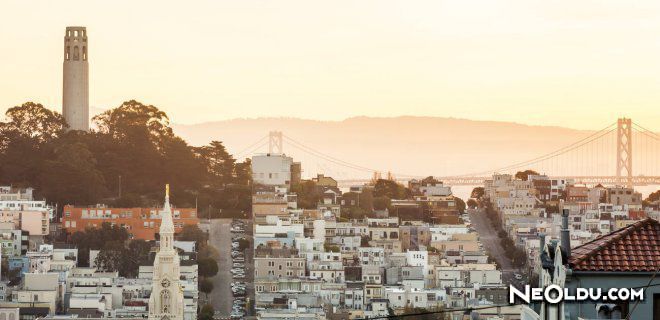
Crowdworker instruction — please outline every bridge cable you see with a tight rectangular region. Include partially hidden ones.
[457,123,617,177]
[233,135,268,159]
[283,135,423,178]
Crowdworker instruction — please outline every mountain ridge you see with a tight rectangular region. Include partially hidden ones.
[171,116,599,179]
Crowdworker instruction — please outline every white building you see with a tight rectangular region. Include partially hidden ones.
[252,154,299,186]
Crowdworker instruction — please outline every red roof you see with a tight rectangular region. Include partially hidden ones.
[568,218,660,272]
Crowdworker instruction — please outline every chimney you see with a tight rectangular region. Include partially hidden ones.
[561,209,571,259]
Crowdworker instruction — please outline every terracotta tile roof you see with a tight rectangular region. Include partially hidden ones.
[568,218,660,272]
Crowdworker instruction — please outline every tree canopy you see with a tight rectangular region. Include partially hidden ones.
[0,100,252,216]
[373,179,410,200]
[470,187,485,199]
[515,169,539,181]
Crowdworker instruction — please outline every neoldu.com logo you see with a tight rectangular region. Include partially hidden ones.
[509,285,645,304]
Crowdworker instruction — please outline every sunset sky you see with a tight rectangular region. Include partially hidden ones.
[2,0,660,129]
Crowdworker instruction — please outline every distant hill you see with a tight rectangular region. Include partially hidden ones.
[172,116,597,180]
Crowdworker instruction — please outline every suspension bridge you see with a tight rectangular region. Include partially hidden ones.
[234,118,660,187]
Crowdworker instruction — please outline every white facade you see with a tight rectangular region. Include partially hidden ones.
[358,247,385,266]
[419,184,452,196]
[252,154,295,186]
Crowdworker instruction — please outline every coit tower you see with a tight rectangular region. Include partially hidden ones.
[62,26,89,131]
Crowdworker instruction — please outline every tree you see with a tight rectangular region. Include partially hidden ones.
[393,307,440,320]
[291,180,320,209]
[177,225,209,250]
[93,99,173,142]
[95,241,128,274]
[198,304,214,320]
[199,278,214,298]
[91,100,176,197]
[195,141,236,187]
[0,99,254,218]
[237,238,250,251]
[470,187,485,199]
[373,196,391,211]
[233,158,252,186]
[0,102,68,186]
[420,176,441,186]
[373,179,409,200]
[453,196,466,214]
[515,170,539,181]
[0,102,68,143]
[467,199,478,209]
[161,136,207,192]
[646,190,660,202]
[324,243,340,252]
[644,190,660,207]
[95,238,153,277]
[198,258,219,278]
[70,223,131,267]
[39,142,107,205]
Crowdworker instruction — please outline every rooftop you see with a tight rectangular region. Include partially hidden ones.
[568,218,659,272]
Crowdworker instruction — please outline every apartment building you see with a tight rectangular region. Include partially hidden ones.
[61,205,198,240]
[254,248,306,280]
[0,187,52,236]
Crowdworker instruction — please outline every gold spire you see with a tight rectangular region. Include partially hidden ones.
[166,184,169,198]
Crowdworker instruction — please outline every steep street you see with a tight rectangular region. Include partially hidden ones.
[468,208,518,285]
[207,219,232,317]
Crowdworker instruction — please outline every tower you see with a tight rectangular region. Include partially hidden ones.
[149,185,184,320]
[62,26,90,131]
[269,131,283,154]
[616,118,633,188]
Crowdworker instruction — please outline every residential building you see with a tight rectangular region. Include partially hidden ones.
[61,205,199,240]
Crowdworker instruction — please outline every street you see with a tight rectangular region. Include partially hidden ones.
[207,219,233,317]
[468,208,522,286]
[202,218,255,319]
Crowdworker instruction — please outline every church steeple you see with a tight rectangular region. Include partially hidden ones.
[160,184,175,251]
[149,184,184,320]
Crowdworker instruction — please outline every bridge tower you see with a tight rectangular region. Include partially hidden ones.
[616,118,633,188]
[268,131,283,154]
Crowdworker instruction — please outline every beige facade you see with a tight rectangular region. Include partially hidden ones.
[254,256,306,279]
[430,239,479,253]
[253,194,289,224]
[0,210,49,236]
[399,225,431,251]
[62,26,89,131]
[607,187,642,206]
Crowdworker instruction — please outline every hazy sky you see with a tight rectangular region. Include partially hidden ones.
[2,0,660,129]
